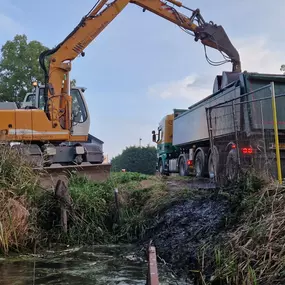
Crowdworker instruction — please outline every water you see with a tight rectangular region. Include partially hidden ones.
[0,244,188,285]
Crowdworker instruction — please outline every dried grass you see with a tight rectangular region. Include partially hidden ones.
[0,145,40,254]
[213,182,285,284]
[0,193,30,253]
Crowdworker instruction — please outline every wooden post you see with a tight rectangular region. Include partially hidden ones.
[114,188,120,222]
[55,179,72,234]
[146,245,159,285]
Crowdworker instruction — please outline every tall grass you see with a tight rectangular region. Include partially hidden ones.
[0,146,39,254]
[187,171,285,285]
[56,172,168,244]
[210,182,285,284]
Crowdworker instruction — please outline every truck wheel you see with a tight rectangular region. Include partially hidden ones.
[226,149,238,182]
[179,157,189,176]
[208,146,219,179]
[158,159,164,175]
[158,159,169,175]
[194,150,205,178]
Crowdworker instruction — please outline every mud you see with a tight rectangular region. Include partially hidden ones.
[141,177,230,282]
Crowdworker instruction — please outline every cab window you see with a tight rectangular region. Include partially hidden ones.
[71,89,87,123]
[38,88,87,123]
[26,94,35,104]
[38,88,45,110]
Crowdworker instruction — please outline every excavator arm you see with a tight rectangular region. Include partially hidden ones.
[39,0,241,131]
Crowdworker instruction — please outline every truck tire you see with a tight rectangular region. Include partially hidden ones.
[179,156,189,176]
[158,159,164,175]
[226,149,238,182]
[208,146,219,179]
[158,159,169,176]
[194,150,206,178]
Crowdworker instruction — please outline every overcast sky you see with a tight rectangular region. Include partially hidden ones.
[1,0,284,159]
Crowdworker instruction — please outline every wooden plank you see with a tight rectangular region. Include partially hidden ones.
[147,246,159,285]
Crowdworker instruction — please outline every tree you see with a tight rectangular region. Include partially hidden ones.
[0,34,78,102]
[0,34,48,102]
[281,64,285,74]
[111,145,157,175]
[70,79,77,87]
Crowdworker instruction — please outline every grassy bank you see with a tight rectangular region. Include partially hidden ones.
[0,147,190,254]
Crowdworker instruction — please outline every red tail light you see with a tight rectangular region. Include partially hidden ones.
[187,160,193,166]
[231,144,236,149]
[242,147,253,154]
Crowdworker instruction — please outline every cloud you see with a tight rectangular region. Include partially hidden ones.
[236,36,284,73]
[147,36,284,105]
[147,73,213,105]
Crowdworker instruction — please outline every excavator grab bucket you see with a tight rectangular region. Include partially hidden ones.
[195,23,241,72]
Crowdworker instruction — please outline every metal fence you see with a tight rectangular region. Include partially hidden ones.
[206,82,285,185]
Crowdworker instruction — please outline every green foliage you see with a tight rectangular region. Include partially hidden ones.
[0,34,48,102]
[281,64,285,74]
[110,171,149,183]
[70,79,76,87]
[111,145,157,175]
[42,172,155,245]
[0,34,77,102]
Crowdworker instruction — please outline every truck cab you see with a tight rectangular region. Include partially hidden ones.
[152,111,184,175]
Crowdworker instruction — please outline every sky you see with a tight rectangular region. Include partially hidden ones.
[0,0,284,159]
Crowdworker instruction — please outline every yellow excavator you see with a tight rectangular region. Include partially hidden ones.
[0,0,241,168]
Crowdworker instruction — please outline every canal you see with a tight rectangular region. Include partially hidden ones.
[0,244,189,284]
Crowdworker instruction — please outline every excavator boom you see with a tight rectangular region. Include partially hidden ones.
[40,0,241,132]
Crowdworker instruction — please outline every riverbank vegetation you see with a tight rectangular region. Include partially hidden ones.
[0,147,284,284]
[0,146,189,254]
[209,180,285,285]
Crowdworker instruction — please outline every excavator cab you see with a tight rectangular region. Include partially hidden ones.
[22,85,90,138]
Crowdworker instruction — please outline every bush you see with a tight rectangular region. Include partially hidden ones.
[111,145,157,175]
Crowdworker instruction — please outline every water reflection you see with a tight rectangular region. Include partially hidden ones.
[0,244,188,285]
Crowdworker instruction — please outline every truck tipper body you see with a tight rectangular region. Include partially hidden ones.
[152,71,285,181]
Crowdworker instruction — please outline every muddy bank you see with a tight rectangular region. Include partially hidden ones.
[140,179,227,278]
[138,176,264,283]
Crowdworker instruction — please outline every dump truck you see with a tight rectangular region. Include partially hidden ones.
[152,71,285,182]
